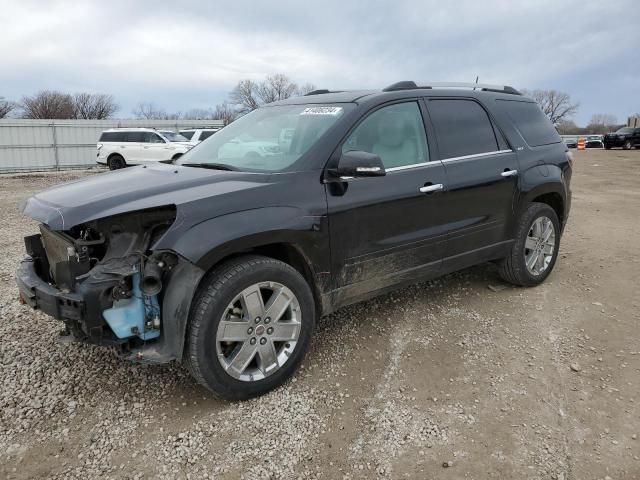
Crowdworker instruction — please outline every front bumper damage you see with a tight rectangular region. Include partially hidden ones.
[16,213,205,364]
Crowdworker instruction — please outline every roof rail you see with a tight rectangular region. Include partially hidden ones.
[383,81,522,95]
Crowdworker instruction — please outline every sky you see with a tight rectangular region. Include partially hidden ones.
[1,0,638,126]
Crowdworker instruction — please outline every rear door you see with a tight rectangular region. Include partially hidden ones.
[123,131,146,163]
[326,100,449,302]
[424,98,519,262]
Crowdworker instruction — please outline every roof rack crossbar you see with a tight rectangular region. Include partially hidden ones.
[383,81,521,95]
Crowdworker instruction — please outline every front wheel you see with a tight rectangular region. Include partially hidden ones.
[185,255,315,400]
[624,140,633,150]
[498,203,561,287]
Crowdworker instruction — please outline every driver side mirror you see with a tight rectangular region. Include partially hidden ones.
[331,150,386,178]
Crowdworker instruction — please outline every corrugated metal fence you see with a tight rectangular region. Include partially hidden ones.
[0,119,224,173]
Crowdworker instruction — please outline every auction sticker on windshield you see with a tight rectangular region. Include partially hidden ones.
[300,106,343,116]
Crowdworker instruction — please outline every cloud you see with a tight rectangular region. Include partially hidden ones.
[1,0,638,123]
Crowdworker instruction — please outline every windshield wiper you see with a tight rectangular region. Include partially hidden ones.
[181,162,237,171]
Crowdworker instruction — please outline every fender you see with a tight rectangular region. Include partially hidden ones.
[157,205,331,278]
[512,163,568,235]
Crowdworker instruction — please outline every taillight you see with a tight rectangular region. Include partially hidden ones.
[97,143,103,150]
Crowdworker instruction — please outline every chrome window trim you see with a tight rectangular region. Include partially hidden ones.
[386,161,433,172]
[441,149,512,163]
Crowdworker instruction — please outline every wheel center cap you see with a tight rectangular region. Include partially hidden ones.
[255,325,265,336]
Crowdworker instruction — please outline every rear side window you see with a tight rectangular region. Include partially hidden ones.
[180,131,195,140]
[126,132,145,142]
[199,131,216,141]
[498,100,561,147]
[427,99,499,159]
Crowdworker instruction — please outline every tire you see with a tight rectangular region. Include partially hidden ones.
[108,154,126,170]
[604,145,612,150]
[623,140,633,150]
[498,203,561,287]
[185,255,315,400]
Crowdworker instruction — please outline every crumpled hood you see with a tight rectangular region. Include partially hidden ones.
[21,163,268,230]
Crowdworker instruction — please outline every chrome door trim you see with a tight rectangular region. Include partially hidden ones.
[441,149,513,163]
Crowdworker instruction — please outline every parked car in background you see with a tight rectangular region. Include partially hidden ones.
[179,128,220,145]
[18,82,572,400]
[563,138,577,149]
[97,128,193,170]
[604,127,640,150]
[585,135,604,149]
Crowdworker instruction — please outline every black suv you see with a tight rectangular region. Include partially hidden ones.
[604,126,640,150]
[17,82,572,400]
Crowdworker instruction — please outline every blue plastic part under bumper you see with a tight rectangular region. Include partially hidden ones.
[102,273,160,341]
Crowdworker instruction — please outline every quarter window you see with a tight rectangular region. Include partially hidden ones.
[428,99,499,159]
[342,102,429,169]
[498,100,561,147]
[180,131,195,140]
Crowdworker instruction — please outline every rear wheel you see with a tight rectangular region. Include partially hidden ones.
[604,145,612,150]
[108,154,126,170]
[498,203,560,287]
[186,255,315,400]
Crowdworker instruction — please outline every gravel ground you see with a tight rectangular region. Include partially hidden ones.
[0,150,639,479]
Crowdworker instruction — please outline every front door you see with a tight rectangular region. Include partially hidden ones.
[326,101,448,305]
[141,132,169,161]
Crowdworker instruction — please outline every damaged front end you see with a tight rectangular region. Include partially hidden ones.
[16,206,188,360]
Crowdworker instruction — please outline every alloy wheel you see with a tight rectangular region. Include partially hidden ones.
[216,282,301,382]
[524,216,556,276]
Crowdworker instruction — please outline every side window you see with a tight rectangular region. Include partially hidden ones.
[143,133,165,143]
[99,132,117,142]
[199,131,216,141]
[342,102,429,169]
[180,131,195,140]
[428,99,499,159]
[125,132,145,143]
[498,100,561,147]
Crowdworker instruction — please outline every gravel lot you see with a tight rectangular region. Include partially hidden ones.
[1,150,639,479]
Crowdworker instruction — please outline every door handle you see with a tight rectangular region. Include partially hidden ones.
[501,169,518,177]
[419,183,444,193]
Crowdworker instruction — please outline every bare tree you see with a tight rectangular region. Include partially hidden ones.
[586,113,618,134]
[132,102,179,120]
[556,119,581,135]
[21,90,75,119]
[297,83,317,96]
[73,93,118,119]
[521,89,579,125]
[213,102,239,126]
[256,74,299,104]
[229,80,260,114]
[182,108,215,120]
[0,97,14,118]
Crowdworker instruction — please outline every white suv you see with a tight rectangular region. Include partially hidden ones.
[179,128,220,145]
[97,128,193,170]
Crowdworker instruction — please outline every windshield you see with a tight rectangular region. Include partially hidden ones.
[177,104,350,172]
[161,131,189,142]
[616,127,633,134]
